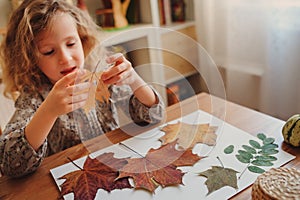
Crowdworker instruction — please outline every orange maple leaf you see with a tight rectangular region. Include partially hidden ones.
[160,122,218,150]
[58,153,132,200]
[117,141,201,193]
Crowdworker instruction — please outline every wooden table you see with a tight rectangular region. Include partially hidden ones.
[0,92,299,199]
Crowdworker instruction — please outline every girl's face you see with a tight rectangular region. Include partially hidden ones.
[36,12,84,84]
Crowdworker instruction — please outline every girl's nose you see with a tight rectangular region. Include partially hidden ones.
[58,48,71,65]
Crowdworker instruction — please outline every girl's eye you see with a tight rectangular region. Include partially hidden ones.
[67,42,76,47]
[43,50,54,56]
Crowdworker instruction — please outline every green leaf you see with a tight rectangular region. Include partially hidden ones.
[242,145,256,154]
[251,160,273,166]
[259,149,279,155]
[249,140,261,149]
[248,166,265,174]
[238,150,254,159]
[236,154,250,164]
[254,155,277,162]
[224,145,234,154]
[257,133,266,141]
[261,143,278,150]
[263,137,275,145]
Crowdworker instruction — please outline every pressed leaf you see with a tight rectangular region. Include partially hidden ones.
[254,155,277,162]
[117,141,202,193]
[249,140,261,149]
[78,71,110,114]
[238,150,253,160]
[160,122,218,149]
[251,160,273,166]
[224,145,234,154]
[59,153,132,200]
[236,154,250,164]
[242,145,256,154]
[248,166,265,174]
[263,137,275,145]
[259,149,279,155]
[199,166,238,195]
[257,133,267,141]
[261,143,278,150]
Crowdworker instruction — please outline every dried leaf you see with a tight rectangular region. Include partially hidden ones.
[77,71,110,114]
[160,122,218,149]
[59,153,132,200]
[199,166,239,195]
[117,141,202,193]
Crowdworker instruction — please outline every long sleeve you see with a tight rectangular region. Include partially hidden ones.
[0,92,48,178]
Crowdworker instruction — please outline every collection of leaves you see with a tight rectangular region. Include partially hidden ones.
[58,119,279,199]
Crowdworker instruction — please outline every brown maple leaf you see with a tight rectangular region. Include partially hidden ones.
[59,152,132,200]
[160,122,218,150]
[117,141,202,193]
[199,166,239,195]
[77,71,110,114]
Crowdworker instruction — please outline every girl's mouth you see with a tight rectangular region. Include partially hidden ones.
[61,66,77,76]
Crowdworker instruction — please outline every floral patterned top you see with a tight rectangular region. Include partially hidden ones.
[0,77,164,178]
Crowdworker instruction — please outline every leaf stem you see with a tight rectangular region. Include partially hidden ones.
[238,163,250,179]
[216,156,224,168]
[119,142,145,158]
[67,157,83,170]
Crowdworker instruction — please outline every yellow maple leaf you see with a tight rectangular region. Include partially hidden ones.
[160,122,218,150]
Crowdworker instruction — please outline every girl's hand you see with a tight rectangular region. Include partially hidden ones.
[101,53,158,107]
[101,53,142,89]
[43,69,90,117]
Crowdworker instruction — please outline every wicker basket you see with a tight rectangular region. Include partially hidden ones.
[252,167,300,200]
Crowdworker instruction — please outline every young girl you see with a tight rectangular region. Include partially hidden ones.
[0,0,164,178]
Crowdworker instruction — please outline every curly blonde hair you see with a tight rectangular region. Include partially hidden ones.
[0,0,99,99]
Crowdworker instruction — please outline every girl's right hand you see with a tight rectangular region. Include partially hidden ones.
[43,69,91,117]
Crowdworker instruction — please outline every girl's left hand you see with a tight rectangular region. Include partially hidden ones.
[101,53,139,86]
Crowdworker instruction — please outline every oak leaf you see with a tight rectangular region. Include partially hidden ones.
[117,141,202,193]
[59,152,132,200]
[199,166,239,195]
[160,122,218,150]
[78,71,110,114]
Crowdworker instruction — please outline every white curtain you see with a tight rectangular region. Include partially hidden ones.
[195,0,300,120]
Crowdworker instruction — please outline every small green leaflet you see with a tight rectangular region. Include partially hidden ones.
[224,145,234,154]
[199,166,238,195]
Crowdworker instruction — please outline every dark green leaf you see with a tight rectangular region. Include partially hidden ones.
[248,166,265,174]
[254,155,277,162]
[242,145,256,154]
[238,150,254,159]
[263,137,275,145]
[262,143,278,150]
[257,133,266,141]
[236,154,250,163]
[259,149,279,155]
[249,140,261,149]
[224,145,234,154]
[251,160,273,166]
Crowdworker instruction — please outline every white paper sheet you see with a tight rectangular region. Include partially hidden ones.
[50,110,295,200]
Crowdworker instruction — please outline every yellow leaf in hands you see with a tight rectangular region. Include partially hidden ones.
[78,71,110,114]
[160,122,218,150]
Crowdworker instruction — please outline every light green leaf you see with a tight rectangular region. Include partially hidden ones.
[259,149,279,155]
[248,166,265,174]
[238,150,254,159]
[236,154,250,163]
[257,133,266,141]
[249,140,261,149]
[242,145,256,154]
[262,143,278,150]
[263,137,275,145]
[254,155,277,162]
[251,160,273,166]
[224,145,234,154]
